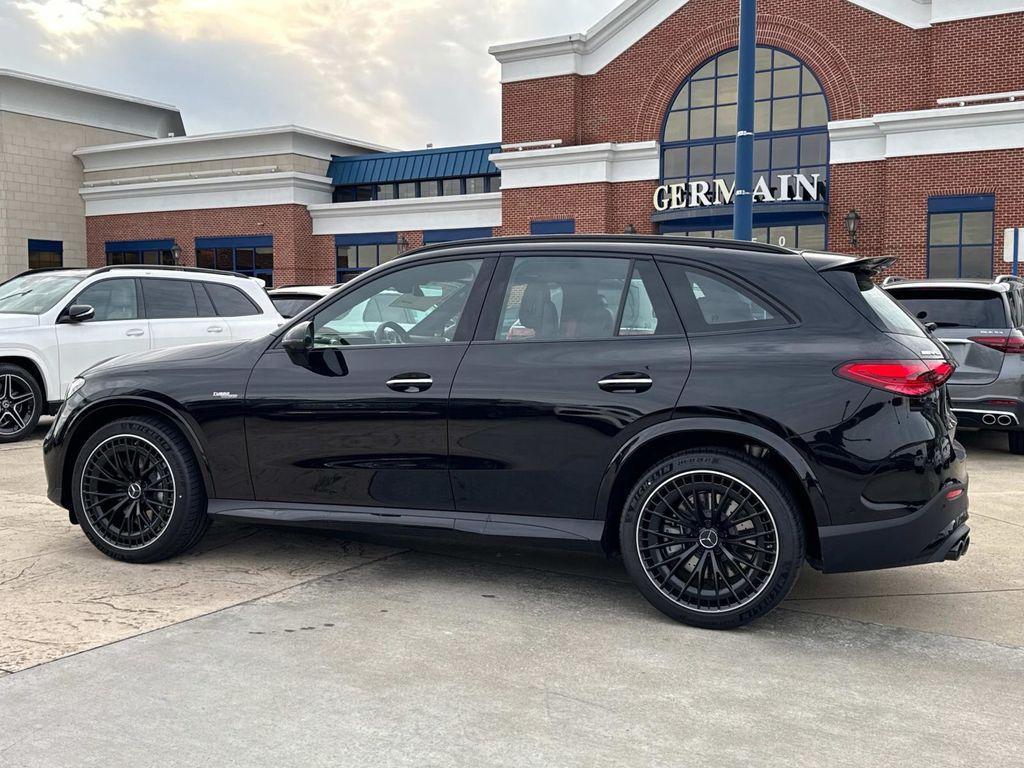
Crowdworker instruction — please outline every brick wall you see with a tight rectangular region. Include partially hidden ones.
[86,204,338,286]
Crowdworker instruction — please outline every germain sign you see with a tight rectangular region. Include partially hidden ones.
[653,173,824,212]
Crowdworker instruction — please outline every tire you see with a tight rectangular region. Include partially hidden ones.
[0,363,43,444]
[71,416,210,563]
[619,448,804,629]
[1009,431,1024,456]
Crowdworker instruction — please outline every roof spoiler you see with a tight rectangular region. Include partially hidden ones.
[818,255,897,276]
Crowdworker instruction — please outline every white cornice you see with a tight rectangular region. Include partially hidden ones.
[491,1,1024,82]
[829,101,1024,163]
[75,125,394,172]
[0,68,185,138]
[308,193,502,236]
[491,142,660,189]
[80,171,334,216]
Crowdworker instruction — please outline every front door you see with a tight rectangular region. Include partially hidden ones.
[245,257,489,509]
[55,278,150,393]
[449,254,691,519]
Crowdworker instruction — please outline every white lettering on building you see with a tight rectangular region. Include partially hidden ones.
[653,173,823,212]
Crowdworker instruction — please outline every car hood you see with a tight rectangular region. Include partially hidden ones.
[85,336,270,377]
[0,314,41,331]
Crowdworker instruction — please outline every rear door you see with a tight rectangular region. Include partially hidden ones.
[205,282,278,340]
[888,287,1009,385]
[142,278,227,348]
[448,253,690,519]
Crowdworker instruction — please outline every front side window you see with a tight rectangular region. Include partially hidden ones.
[0,273,83,314]
[495,257,680,341]
[313,259,482,347]
[74,279,139,322]
[660,263,785,333]
[928,196,995,279]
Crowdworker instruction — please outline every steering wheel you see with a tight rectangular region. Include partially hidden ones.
[374,321,411,345]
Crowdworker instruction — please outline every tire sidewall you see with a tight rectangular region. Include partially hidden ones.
[72,418,200,562]
[620,450,803,629]
[0,364,42,443]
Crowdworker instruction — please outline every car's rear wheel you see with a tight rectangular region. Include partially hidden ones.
[1009,431,1024,455]
[72,416,210,563]
[0,364,42,444]
[620,448,804,629]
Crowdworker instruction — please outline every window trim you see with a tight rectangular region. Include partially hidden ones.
[655,257,799,336]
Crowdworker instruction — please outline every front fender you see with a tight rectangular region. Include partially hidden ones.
[0,343,57,402]
[594,417,832,527]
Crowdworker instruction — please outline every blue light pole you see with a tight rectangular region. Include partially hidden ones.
[733,0,756,241]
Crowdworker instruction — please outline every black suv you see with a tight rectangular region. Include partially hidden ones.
[44,236,970,629]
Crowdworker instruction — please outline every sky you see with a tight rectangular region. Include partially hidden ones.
[0,0,623,149]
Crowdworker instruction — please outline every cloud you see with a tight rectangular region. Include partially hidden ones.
[3,0,620,147]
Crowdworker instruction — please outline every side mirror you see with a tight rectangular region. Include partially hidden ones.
[281,321,314,366]
[925,322,938,333]
[61,304,95,324]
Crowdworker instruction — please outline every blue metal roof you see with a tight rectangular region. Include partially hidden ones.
[328,142,501,186]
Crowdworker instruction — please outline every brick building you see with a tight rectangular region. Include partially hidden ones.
[10,0,1024,285]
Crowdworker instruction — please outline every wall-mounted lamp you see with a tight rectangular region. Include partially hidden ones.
[398,235,410,254]
[170,243,182,265]
[844,209,862,247]
[623,224,637,235]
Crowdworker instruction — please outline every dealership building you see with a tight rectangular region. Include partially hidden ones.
[2,0,1023,286]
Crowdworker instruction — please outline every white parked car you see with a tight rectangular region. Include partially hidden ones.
[0,265,282,442]
[267,284,338,318]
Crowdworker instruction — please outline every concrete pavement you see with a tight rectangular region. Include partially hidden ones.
[1,424,1022,766]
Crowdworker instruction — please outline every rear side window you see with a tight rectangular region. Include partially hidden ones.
[206,283,261,317]
[142,279,197,319]
[271,295,320,319]
[888,287,1007,329]
[659,263,784,333]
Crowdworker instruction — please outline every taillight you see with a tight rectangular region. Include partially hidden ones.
[968,331,1024,353]
[835,360,955,396]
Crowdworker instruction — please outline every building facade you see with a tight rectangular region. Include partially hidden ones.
[4,0,1023,286]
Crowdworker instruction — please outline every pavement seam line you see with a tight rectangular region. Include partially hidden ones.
[787,587,1024,601]
[0,547,412,678]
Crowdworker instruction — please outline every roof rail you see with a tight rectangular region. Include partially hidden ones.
[995,274,1024,284]
[881,276,907,287]
[91,263,260,282]
[409,233,796,257]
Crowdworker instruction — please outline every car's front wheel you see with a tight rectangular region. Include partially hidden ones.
[0,364,42,443]
[72,416,210,562]
[620,448,804,629]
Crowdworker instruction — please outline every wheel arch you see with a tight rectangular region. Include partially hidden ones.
[60,396,216,514]
[0,353,49,402]
[596,418,830,565]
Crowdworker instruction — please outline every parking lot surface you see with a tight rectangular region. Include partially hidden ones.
[1,422,1022,766]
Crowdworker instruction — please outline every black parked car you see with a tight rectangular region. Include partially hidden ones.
[44,236,970,629]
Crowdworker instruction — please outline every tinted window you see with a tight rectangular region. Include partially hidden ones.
[313,260,481,347]
[272,295,321,319]
[193,283,217,317]
[207,284,260,317]
[142,279,197,319]
[75,279,139,322]
[660,263,782,332]
[888,288,1007,329]
[496,257,629,341]
[619,261,681,336]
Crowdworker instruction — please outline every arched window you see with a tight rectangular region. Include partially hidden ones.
[660,46,829,249]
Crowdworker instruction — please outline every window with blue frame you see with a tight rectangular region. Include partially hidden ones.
[660,46,829,249]
[422,228,493,244]
[336,234,400,282]
[195,236,274,286]
[530,219,576,235]
[928,196,995,279]
[28,239,63,270]
[106,239,176,266]
[334,175,499,203]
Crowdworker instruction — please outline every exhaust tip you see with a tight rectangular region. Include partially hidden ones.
[998,415,1014,427]
[982,414,997,425]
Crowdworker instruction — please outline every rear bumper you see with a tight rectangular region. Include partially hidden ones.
[817,483,970,574]
[951,395,1024,431]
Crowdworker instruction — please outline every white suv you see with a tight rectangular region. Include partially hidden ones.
[0,265,282,442]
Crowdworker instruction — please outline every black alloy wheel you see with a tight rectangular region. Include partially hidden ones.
[0,365,42,443]
[621,448,804,629]
[73,417,210,562]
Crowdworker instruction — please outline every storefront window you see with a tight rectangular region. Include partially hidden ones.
[195,237,274,286]
[333,175,499,203]
[27,239,63,270]
[105,240,176,266]
[336,235,400,282]
[676,225,825,250]
[928,196,995,279]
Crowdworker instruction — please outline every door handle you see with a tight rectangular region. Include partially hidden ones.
[207,326,224,334]
[387,374,433,393]
[125,328,145,337]
[598,373,653,393]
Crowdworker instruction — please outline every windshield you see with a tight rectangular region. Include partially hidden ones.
[0,273,86,315]
[272,296,321,319]
[888,288,1008,329]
